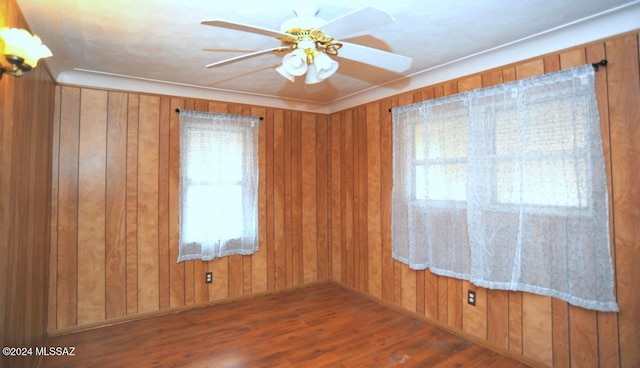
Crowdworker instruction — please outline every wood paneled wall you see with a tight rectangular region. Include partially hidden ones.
[327,32,640,368]
[0,0,56,367]
[48,90,329,331]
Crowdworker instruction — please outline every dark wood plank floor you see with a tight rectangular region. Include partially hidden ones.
[40,283,531,367]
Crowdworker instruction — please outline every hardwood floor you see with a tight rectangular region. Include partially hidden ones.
[40,283,531,367]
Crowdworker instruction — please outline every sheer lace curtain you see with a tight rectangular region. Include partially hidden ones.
[392,94,472,280]
[178,110,259,262]
[392,65,618,312]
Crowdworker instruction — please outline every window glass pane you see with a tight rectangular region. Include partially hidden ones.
[427,116,468,159]
[184,129,244,183]
[494,110,519,155]
[183,184,243,242]
[525,100,587,152]
[427,164,467,201]
[495,100,587,155]
[493,97,590,208]
[495,157,588,207]
[414,124,425,160]
[415,165,426,199]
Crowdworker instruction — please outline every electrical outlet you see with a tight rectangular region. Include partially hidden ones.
[467,290,476,306]
[205,272,213,284]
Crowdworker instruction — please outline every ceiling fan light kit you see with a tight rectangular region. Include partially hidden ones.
[202,2,412,85]
[278,33,341,84]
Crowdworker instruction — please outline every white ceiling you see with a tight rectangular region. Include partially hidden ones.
[16,0,640,113]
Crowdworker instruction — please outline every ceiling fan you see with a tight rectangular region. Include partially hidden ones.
[201,2,413,84]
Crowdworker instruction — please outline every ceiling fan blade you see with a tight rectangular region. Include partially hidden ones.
[337,42,412,73]
[206,47,290,68]
[201,20,290,38]
[321,6,395,39]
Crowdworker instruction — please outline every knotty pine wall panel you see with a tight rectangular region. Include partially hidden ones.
[329,32,640,368]
[48,88,329,332]
[1,0,56,366]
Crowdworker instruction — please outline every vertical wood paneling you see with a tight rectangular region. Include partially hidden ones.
[400,265,416,312]
[209,257,228,300]
[273,109,286,288]
[379,99,394,303]
[57,86,81,328]
[463,280,487,341]
[282,111,293,287]
[352,110,361,290]
[560,48,602,368]
[77,89,107,325]
[570,307,599,368]
[447,277,463,330]
[264,108,275,291]
[158,96,171,310]
[1,1,56,363]
[316,114,329,281]
[106,92,128,320]
[137,95,160,314]
[357,107,368,293]
[252,106,268,293]
[0,0,14,348]
[125,95,140,315]
[424,269,438,320]
[341,112,354,287]
[509,292,524,354]
[588,42,621,368]
[552,298,570,368]
[291,112,304,286]
[523,294,553,366]
[607,33,640,368]
[302,113,318,283]
[48,86,61,332]
[366,103,382,299]
[228,257,243,298]
[169,98,185,308]
[330,112,343,282]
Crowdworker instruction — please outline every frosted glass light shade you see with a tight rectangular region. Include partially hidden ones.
[313,52,338,80]
[282,49,308,76]
[276,64,295,82]
[0,28,52,69]
[305,64,321,84]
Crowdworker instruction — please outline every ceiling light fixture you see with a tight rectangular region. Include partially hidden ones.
[0,27,52,79]
[276,28,341,84]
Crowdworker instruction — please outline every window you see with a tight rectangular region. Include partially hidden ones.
[412,102,468,203]
[178,110,259,262]
[392,65,617,312]
[393,94,471,277]
[487,97,590,210]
